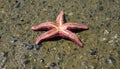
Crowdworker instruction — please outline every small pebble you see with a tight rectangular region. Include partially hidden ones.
[27,45,34,50]
[105,56,116,64]
[50,62,56,67]
[104,30,109,35]
[10,39,17,43]
[40,59,45,63]
[57,53,65,60]
[112,34,118,39]
[108,56,116,64]
[21,55,27,59]
[20,19,24,22]
[1,52,8,57]
[90,48,97,56]
[6,0,11,2]
[20,43,27,47]
[117,16,120,20]
[100,37,107,42]
[57,53,62,60]
[14,24,22,28]
[1,57,7,63]
[0,58,7,69]
[46,49,50,54]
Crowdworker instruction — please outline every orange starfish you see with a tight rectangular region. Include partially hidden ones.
[31,11,88,47]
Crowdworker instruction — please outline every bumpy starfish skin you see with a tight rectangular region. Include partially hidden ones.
[32,11,88,47]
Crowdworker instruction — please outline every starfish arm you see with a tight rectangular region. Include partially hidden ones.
[60,30,83,47]
[35,28,58,44]
[64,23,88,30]
[31,22,56,30]
[56,11,64,25]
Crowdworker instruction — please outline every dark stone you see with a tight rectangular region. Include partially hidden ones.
[106,22,111,27]
[15,0,18,3]
[57,60,62,65]
[15,2,21,8]
[73,48,78,50]
[98,6,104,11]
[20,19,24,22]
[48,6,53,9]
[100,22,104,26]
[23,60,30,64]
[35,44,41,50]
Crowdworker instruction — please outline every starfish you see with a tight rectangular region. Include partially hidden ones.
[31,11,88,47]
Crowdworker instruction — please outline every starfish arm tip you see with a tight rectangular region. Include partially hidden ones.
[35,41,40,45]
[79,44,83,48]
[84,26,89,29]
[60,11,64,13]
[82,24,89,29]
[76,42,83,48]
[31,26,36,30]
